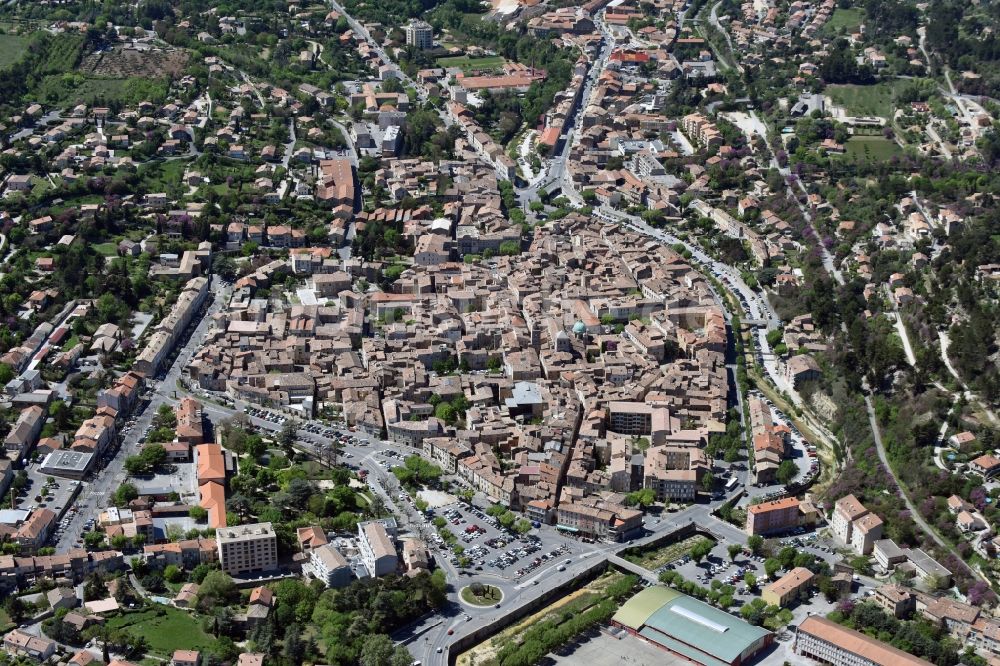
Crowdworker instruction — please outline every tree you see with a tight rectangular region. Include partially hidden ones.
[690,538,714,564]
[747,534,764,555]
[776,460,797,485]
[626,488,656,507]
[113,483,138,507]
[728,544,742,562]
[189,506,208,522]
[164,564,184,583]
[764,558,781,579]
[190,563,212,584]
[359,634,396,666]
[701,471,715,492]
[514,519,532,534]
[197,571,239,609]
[278,420,297,449]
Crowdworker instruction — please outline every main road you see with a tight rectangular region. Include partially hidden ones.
[56,278,233,553]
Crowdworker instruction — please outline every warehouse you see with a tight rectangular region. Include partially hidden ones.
[611,587,773,666]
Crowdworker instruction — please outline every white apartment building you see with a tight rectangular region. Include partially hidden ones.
[405,20,433,49]
[216,522,278,576]
[309,543,352,588]
[358,520,397,577]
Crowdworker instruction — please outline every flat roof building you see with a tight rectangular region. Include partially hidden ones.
[216,522,278,577]
[39,450,94,479]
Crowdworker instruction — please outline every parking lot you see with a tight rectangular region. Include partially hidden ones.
[425,500,573,583]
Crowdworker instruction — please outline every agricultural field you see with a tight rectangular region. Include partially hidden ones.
[826,81,907,119]
[79,45,189,79]
[844,135,904,160]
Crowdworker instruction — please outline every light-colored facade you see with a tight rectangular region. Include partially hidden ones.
[405,20,433,49]
[216,523,278,576]
[794,616,932,666]
[358,521,397,577]
[309,544,352,588]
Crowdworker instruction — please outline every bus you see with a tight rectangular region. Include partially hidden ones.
[725,477,739,492]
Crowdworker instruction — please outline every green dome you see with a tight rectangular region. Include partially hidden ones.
[572,321,586,334]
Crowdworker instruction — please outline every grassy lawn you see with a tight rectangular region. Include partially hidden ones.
[106,606,216,656]
[0,608,13,634]
[826,81,906,118]
[93,242,119,257]
[460,584,503,606]
[63,334,80,350]
[826,8,862,31]
[436,55,505,71]
[622,534,712,570]
[0,34,29,68]
[844,136,903,160]
[30,176,52,197]
[138,159,186,192]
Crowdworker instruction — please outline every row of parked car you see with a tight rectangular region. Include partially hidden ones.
[243,406,287,424]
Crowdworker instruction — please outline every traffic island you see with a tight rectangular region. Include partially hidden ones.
[460,583,503,607]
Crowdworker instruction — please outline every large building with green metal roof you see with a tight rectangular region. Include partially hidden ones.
[611,587,773,666]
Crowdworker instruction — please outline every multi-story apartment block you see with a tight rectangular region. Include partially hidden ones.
[832,495,883,555]
[746,497,816,536]
[216,523,278,576]
[358,521,397,577]
[794,616,932,666]
[309,544,352,588]
[405,20,433,49]
[642,445,706,501]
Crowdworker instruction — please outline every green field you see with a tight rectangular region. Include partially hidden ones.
[436,55,505,71]
[35,75,169,106]
[826,81,906,118]
[844,136,903,160]
[0,33,29,67]
[93,242,119,257]
[826,8,863,32]
[106,606,216,656]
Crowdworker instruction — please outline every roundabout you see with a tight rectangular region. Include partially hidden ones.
[459,583,504,607]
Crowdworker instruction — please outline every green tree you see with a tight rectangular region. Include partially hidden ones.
[690,538,714,564]
[747,534,764,555]
[626,488,656,507]
[764,558,781,579]
[776,460,797,485]
[728,544,742,561]
[113,483,138,507]
[197,571,239,610]
[359,634,395,666]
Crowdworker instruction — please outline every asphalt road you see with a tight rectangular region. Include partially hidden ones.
[55,279,232,553]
